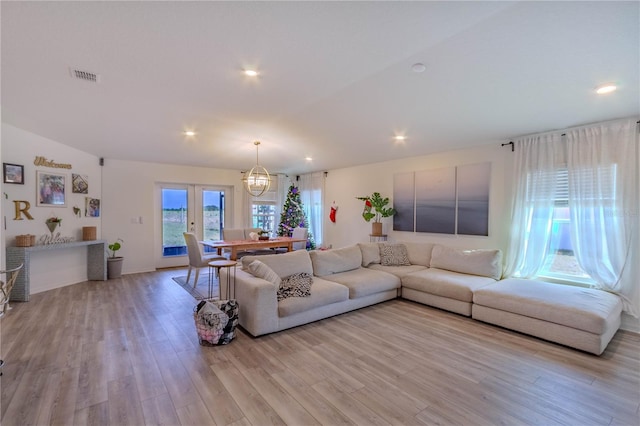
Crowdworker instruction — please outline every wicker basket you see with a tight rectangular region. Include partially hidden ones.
[15,234,35,247]
[82,226,97,241]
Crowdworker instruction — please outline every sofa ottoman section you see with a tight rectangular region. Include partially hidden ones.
[472,278,622,355]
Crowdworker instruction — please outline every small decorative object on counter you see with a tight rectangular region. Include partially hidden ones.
[15,234,35,247]
[82,226,97,241]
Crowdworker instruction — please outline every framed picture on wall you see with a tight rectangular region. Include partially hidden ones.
[36,171,66,207]
[3,163,24,184]
[72,173,89,193]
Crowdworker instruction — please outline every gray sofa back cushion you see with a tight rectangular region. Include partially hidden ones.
[358,242,381,267]
[402,242,434,267]
[242,250,314,278]
[310,244,363,276]
[430,244,503,280]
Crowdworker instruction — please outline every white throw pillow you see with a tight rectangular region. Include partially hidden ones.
[247,260,281,287]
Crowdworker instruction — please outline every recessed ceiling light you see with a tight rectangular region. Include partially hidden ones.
[595,83,617,94]
[393,135,406,141]
[243,69,259,77]
[305,156,313,161]
[411,63,426,73]
[184,130,196,136]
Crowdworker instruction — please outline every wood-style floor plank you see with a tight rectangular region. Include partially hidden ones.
[1,269,639,426]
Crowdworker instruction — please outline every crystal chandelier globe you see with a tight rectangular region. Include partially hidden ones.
[242,141,271,197]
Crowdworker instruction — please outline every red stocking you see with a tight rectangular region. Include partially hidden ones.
[329,202,338,223]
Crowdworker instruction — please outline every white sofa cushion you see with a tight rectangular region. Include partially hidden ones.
[242,250,314,278]
[358,242,381,267]
[402,268,496,302]
[322,268,400,299]
[403,242,434,267]
[310,245,362,276]
[277,277,349,317]
[368,263,428,279]
[247,260,281,287]
[429,244,503,280]
[473,278,622,335]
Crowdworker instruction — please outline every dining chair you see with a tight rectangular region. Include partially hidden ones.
[275,227,308,253]
[222,228,260,258]
[222,228,246,241]
[291,227,308,250]
[183,233,226,287]
[0,264,23,376]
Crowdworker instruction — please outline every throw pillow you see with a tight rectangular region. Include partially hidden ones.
[379,243,411,266]
[277,272,313,301]
[247,260,282,287]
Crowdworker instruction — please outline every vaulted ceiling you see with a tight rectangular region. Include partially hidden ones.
[2,1,638,174]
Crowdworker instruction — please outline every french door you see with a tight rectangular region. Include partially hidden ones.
[156,184,231,268]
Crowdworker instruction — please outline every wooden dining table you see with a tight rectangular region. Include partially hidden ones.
[201,236,308,261]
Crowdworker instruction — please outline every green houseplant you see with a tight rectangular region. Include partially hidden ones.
[356,192,396,236]
[107,238,124,279]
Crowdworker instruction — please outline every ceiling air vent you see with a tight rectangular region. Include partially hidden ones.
[69,67,101,83]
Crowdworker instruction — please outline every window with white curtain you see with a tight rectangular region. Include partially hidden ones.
[506,118,638,317]
[536,168,593,283]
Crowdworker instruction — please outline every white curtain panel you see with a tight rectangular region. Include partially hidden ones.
[566,119,639,316]
[274,174,290,230]
[297,172,325,247]
[504,133,563,278]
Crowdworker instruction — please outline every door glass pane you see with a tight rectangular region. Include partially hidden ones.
[202,190,223,241]
[162,188,188,256]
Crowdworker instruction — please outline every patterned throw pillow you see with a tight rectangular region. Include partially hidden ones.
[247,260,282,287]
[379,243,411,266]
[277,272,313,301]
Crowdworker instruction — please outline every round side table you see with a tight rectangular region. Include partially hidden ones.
[208,260,237,300]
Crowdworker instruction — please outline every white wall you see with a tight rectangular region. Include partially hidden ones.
[100,159,246,274]
[324,143,513,252]
[1,124,103,292]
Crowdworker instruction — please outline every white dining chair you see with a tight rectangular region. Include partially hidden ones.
[276,227,308,253]
[183,233,226,287]
[291,227,308,250]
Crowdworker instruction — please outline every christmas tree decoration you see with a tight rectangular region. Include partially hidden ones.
[277,184,315,249]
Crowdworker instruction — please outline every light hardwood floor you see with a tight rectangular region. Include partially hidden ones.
[1,269,639,426]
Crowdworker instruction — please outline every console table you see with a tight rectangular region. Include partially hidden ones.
[6,240,107,302]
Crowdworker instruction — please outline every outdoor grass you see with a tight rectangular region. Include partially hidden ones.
[163,210,221,246]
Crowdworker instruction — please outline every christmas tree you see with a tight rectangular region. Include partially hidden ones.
[277,184,315,249]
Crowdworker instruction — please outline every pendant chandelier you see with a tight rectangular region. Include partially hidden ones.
[242,141,271,197]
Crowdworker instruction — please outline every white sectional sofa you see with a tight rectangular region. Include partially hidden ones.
[223,241,622,355]
[231,247,399,337]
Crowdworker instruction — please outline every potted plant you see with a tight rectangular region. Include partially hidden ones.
[107,238,124,279]
[356,192,396,236]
